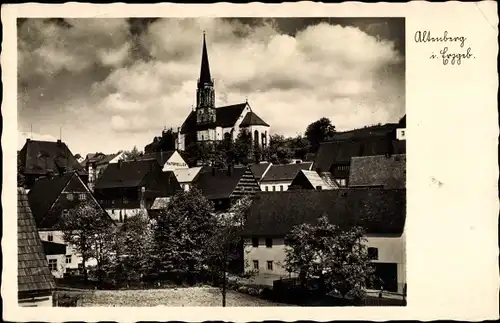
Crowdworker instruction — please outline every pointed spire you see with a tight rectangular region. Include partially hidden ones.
[199,32,212,85]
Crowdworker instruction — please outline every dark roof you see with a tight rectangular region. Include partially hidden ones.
[180,103,248,134]
[399,115,406,128]
[136,151,175,166]
[328,123,398,141]
[199,33,213,85]
[82,152,122,166]
[18,187,56,295]
[242,188,406,237]
[42,241,67,256]
[250,162,272,181]
[19,139,87,176]
[313,136,397,173]
[193,166,248,200]
[349,154,406,189]
[260,162,313,182]
[94,159,159,189]
[240,111,270,127]
[27,173,75,227]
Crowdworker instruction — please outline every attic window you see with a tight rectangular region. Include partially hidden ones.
[252,238,259,247]
[62,209,69,216]
[48,233,54,242]
[79,193,86,201]
[66,193,74,201]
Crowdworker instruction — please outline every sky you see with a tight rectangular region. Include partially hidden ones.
[17,17,405,156]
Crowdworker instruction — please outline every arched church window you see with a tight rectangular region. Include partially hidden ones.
[254,130,259,146]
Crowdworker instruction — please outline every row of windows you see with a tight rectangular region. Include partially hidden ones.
[252,237,273,248]
[253,260,274,271]
[264,185,285,192]
[66,193,87,201]
[48,256,72,271]
[100,198,129,205]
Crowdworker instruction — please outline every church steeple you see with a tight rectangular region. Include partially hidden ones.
[196,32,216,125]
[199,32,212,86]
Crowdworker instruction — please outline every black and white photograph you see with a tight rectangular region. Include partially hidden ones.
[16,16,407,308]
[5,2,498,320]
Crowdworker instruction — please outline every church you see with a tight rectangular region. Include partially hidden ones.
[176,33,270,151]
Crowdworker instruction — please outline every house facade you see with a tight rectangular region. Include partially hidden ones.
[18,187,56,307]
[81,151,124,191]
[27,172,109,276]
[259,162,313,192]
[18,139,88,190]
[173,166,203,192]
[177,34,270,151]
[94,159,181,222]
[242,188,407,294]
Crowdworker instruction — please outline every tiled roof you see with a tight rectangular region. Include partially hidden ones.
[180,103,247,134]
[319,172,340,189]
[27,173,74,227]
[250,162,272,181]
[136,151,175,166]
[327,123,398,141]
[18,187,56,295]
[260,162,313,182]
[313,136,397,173]
[349,154,406,189]
[151,197,171,210]
[242,188,406,237]
[293,170,339,190]
[240,111,269,127]
[173,166,203,183]
[94,159,159,189]
[18,139,87,176]
[81,152,122,166]
[193,166,248,200]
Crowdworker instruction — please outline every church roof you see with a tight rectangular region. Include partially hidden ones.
[199,33,212,85]
[240,111,269,127]
[180,102,248,134]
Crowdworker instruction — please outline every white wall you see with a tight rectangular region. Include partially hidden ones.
[162,151,189,171]
[396,128,406,141]
[246,125,270,148]
[260,181,292,192]
[46,254,66,279]
[244,233,406,294]
[39,230,97,270]
[178,133,186,151]
[105,208,143,222]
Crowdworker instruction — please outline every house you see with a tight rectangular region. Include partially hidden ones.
[42,241,68,279]
[136,150,189,172]
[18,187,56,307]
[241,188,406,294]
[80,151,124,191]
[313,123,406,186]
[18,139,88,190]
[288,170,340,190]
[173,166,203,192]
[94,159,181,222]
[396,115,406,141]
[349,154,406,189]
[27,172,111,276]
[259,162,313,192]
[250,162,272,185]
[177,33,270,151]
[192,165,261,212]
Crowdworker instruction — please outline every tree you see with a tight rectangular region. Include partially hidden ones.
[111,211,155,286]
[153,188,216,278]
[287,135,311,160]
[305,117,336,153]
[122,146,143,161]
[283,215,374,302]
[205,196,253,306]
[263,134,293,164]
[234,129,253,165]
[57,200,115,283]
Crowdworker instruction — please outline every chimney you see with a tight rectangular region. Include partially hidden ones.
[316,186,322,190]
[118,159,123,169]
[26,138,31,143]
[227,164,233,176]
[57,139,62,144]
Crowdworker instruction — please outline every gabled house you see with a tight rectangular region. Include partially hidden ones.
[173,166,203,192]
[18,139,88,190]
[94,159,181,222]
[288,169,340,191]
[349,154,406,189]
[27,172,111,276]
[18,187,56,307]
[242,188,406,294]
[250,162,272,185]
[80,151,124,191]
[396,115,406,141]
[192,166,261,212]
[136,150,189,171]
[259,162,313,192]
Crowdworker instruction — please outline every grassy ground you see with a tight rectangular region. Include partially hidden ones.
[57,287,291,307]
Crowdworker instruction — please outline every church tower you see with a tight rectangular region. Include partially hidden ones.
[196,32,216,125]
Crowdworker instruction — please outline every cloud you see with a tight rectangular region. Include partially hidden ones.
[18,131,58,149]
[18,18,405,153]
